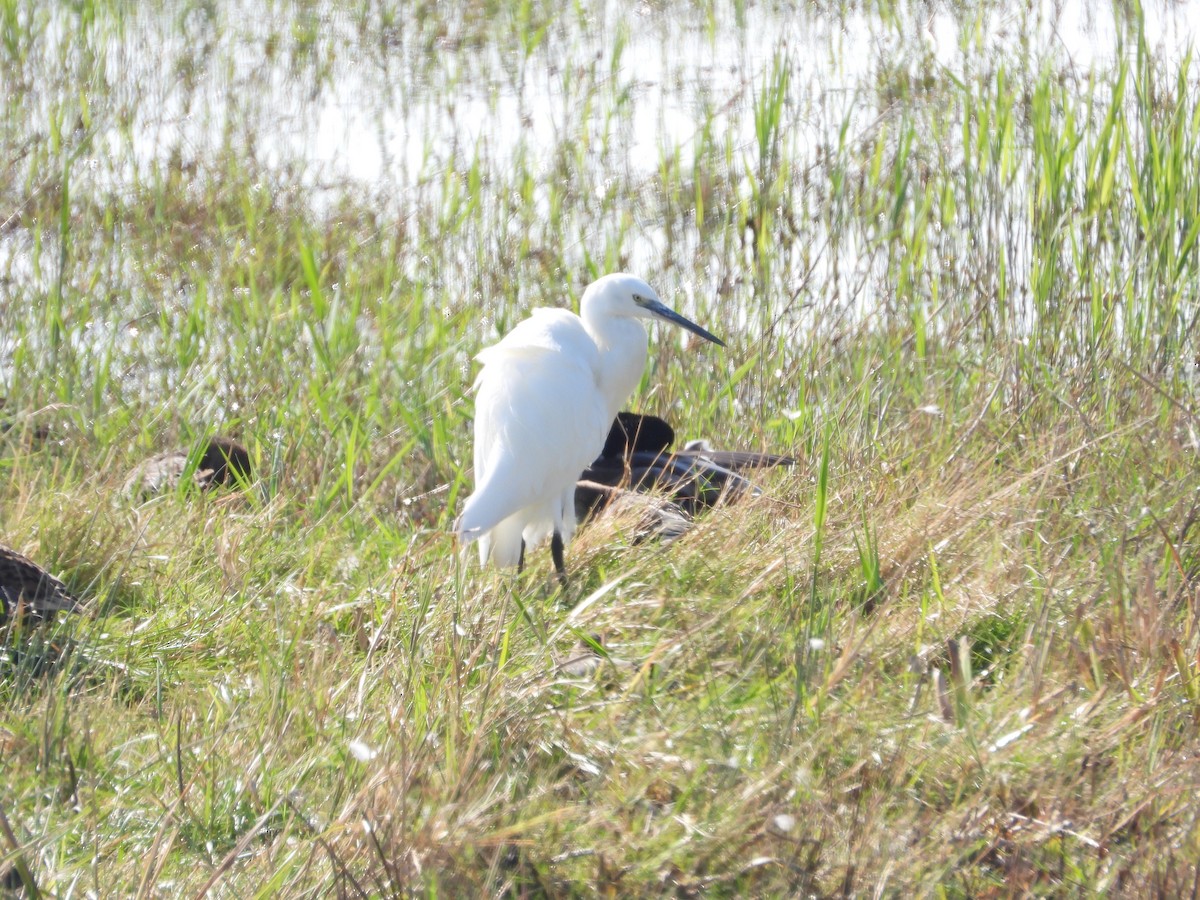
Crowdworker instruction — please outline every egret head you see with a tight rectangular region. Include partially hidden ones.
[583,273,725,347]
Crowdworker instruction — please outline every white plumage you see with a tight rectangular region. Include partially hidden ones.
[454,272,723,579]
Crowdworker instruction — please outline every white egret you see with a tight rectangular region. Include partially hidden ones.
[454,273,724,581]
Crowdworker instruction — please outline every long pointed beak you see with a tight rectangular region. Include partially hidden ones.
[645,299,725,347]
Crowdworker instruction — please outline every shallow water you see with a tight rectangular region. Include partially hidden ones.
[1,0,1197,393]
[62,1,1196,196]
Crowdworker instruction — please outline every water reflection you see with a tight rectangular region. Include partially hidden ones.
[0,0,1196,390]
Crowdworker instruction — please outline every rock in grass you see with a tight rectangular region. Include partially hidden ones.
[0,545,81,623]
[123,435,253,498]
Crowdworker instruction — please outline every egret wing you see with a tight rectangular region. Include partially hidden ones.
[474,308,593,369]
[458,313,608,559]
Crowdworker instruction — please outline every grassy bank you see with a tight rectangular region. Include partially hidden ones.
[3,0,1200,894]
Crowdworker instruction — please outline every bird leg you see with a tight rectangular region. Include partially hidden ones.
[551,532,567,586]
[513,535,566,589]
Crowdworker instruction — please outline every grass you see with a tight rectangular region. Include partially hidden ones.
[3,0,1200,894]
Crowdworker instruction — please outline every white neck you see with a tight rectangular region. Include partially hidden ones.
[583,315,649,421]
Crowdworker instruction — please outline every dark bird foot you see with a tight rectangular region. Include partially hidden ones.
[551,532,567,587]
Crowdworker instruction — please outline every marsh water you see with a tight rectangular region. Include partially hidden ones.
[1,0,1197,396]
